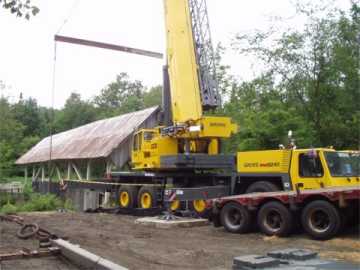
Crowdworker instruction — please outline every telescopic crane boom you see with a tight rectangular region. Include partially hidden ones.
[163,0,220,124]
[131,0,237,170]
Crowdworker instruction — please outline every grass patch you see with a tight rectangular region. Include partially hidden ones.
[20,193,63,212]
[0,193,74,214]
[0,202,18,214]
[0,178,75,214]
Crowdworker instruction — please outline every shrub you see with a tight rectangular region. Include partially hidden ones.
[0,202,18,214]
[63,199,75,211]
[0,193,16,207]
[20,194,62,212]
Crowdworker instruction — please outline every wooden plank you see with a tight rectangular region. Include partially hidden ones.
[51,239,128,270]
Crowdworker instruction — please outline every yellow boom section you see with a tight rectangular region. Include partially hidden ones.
[164,0,203,124]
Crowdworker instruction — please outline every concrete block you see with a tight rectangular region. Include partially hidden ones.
[267,248,317,261]
[83,189,100,210]
[135,216,209,229]
[51,238,127,270]
[233,255,280,269]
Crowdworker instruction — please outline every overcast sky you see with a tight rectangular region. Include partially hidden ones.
[0,0,350,108]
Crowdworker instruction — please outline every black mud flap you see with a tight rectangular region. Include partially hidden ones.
[209,210,222,227]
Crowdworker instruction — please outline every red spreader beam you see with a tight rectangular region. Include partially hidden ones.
[54,35,163,59]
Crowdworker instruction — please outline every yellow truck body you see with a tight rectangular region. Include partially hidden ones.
[237,150,291,174]
[237,148,359,191]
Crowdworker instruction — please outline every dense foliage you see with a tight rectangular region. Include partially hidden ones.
[0,0,39,19]
[223,2,359,152]
[0,2,358,178]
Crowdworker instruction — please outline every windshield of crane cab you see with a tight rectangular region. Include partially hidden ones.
[324,152,360,177]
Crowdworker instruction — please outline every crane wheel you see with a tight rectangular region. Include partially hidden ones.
[220,202,252,233]
[190,199,209,218]
[301,200,341,240]
[138,186,157,209]
[257,201,293,237]
[170,200,181,211]
[246,181,280,193]
[117,186,138,208]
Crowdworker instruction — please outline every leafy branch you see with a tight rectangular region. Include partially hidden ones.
[0,0,39,19]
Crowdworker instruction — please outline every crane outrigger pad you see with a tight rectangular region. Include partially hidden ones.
[160,154,235,169]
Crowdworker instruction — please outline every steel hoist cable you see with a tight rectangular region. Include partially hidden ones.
[48,0,80,191]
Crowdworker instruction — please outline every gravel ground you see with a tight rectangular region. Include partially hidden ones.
[0,211,359,270]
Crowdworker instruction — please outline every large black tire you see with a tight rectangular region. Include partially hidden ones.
[137,186,157,209]
[257,201,293,237]
[117,186,138,208]
[301,200,341,240]
[246,181,280,193]
[220,202,252,233]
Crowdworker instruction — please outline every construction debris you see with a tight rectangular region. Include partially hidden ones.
[0,214,127,270]
[0,247,60,262]
[232,249,359,270]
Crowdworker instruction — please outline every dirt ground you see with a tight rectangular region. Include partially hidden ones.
[0,211,359,270]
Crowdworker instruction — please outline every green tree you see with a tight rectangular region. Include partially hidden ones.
[0,97,24,178]
[0,0,39,19]
[143,85,162,108]
[94,73,145,117]
[12,96,41,136]
[93,73,162,118]
[223,75,314,153]
[55,92,97,132]
[232,1,359,149]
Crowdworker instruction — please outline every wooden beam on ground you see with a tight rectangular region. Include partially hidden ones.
[54,35,163,59]
[51,239,128,270]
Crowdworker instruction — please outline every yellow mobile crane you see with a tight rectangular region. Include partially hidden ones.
[110,0,358,215]
[63,0,359,219]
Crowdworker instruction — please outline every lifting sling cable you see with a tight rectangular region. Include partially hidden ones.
[48,0,80,192]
